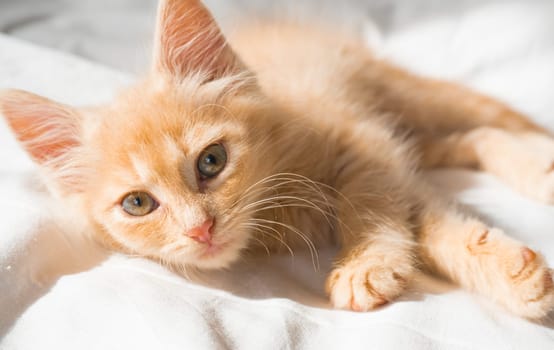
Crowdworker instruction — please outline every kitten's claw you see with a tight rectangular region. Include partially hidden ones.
[325,257,413,311]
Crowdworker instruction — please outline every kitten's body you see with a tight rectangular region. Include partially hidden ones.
[1,0,554,319]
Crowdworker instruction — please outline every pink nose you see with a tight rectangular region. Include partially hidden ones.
[186,218,214,243]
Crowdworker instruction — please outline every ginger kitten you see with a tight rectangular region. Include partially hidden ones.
[1,0,553,319]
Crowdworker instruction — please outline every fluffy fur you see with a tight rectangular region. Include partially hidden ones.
[1,0,553,319]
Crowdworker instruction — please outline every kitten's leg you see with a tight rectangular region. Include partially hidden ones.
[417,203,554,319]
[367,61,546,135]
[324,174,418,311]
[367,62,554,202]
[421,127,554,203]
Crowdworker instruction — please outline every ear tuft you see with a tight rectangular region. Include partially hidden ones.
[153,0,244,81]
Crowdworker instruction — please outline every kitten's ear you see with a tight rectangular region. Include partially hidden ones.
[0,89,80,164]
[0,89,83,193]
[153,0,244,80]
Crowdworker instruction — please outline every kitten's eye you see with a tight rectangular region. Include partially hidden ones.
[121,192,159,216]
[197,143,227,179]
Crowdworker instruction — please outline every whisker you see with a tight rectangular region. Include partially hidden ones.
[248,235,271,256]
[241,192,353,236]
[220,171,389,270]
[246,201,338,233]
[251,217,320,271]
[240,221,295,257]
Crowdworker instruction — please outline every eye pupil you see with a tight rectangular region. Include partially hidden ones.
[205,154,217,165]
[133,196,142,207]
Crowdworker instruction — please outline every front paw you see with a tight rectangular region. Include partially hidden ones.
[325,256,414,311]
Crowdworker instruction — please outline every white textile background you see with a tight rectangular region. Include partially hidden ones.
[0,1,554,349]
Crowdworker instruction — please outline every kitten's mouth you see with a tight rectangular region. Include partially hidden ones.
[199,240,230,259]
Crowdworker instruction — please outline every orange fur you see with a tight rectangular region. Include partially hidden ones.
[1,0,553,319]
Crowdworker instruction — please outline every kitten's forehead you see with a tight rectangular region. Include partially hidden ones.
[98,87,247,150]
[94,102,248,190]
[90,79,262,190]
[116,118,243,170]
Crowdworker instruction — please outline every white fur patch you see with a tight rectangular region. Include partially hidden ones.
[163,136,183,163]
[129,154,153,184]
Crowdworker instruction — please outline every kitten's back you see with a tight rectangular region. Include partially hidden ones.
[229,23,377,121]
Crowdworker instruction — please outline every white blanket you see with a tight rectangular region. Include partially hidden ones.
[2,1,554,349]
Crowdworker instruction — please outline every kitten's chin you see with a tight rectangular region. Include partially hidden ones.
[191,239,246,270]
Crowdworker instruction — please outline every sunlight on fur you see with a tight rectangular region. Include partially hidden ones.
[0,0,553,319]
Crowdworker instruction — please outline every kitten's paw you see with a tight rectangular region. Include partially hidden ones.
[503,247,554,319]
[468,228,554,318]
[520,158,554,205]
[507,133,554,204]
[325,257,413,311]
[471,129,554,204]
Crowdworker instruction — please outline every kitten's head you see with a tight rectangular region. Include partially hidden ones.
[0,0,283,269]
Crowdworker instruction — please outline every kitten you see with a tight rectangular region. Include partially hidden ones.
[1,0,553,319]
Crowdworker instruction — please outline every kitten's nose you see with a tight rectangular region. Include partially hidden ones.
[186,218,214,243]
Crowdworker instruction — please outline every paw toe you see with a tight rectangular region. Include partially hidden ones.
[508,261,554,319]
[327,260,412,312]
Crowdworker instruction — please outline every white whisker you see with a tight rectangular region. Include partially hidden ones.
[251,217,320,271]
